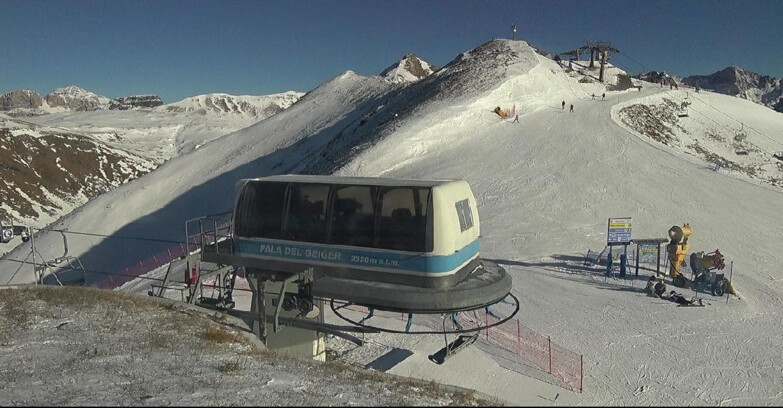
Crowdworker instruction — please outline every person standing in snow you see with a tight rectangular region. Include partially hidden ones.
[592,93,596,100]
[562,100,565,109]
[513,114,519,123]
[602,92,605,100]
[569,104,574,113]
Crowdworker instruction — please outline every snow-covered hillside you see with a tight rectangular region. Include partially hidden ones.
[2,39,783,406]
[0,91,304,229]
[163,92,302,116]
[0,114,156,229]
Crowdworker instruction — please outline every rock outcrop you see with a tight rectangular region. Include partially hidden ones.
[0,90,44,111]
[109,95,164,110]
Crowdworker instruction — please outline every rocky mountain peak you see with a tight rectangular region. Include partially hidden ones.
[682,66,783,112]
[45,86,111,111]
[380,54,437,84]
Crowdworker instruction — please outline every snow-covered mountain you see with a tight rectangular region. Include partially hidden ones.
[2,39,783,406]
[45,86,111,111]
[379,54,437,84]
[162,91,303,117]
[0,90,304,228]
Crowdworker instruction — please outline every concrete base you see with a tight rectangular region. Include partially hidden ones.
[247,276,326,361]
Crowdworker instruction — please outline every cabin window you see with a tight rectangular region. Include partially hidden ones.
[376,187,430,251]
[283,184,330,243]
[455,199,473,232]
[235,182,287,238]
[329,185,378,247]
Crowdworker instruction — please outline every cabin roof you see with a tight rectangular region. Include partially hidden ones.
[243,174,461,188]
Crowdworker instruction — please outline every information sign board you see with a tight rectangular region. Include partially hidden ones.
[607,217,632,244]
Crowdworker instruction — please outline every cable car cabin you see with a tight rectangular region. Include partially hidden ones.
[202,175,512,313]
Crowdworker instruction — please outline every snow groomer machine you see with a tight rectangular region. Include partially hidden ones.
[188,175,518,363]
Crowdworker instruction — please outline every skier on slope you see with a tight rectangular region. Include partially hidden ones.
[562,100,566,109]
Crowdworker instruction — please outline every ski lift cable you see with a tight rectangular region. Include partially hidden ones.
[665,86,783,152]
[0,257,167,284]
[41,228,189,245]
[654,86,783,154]
[1,256,258,293]
[614,50,650,74]
[686,92,783,149]
[663,90,783,156]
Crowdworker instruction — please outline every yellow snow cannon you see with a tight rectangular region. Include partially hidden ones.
[666,224,692,278]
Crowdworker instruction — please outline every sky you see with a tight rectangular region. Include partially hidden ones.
[1,0,781,103]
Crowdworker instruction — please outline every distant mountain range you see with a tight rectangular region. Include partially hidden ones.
[0,86,163,115]
[0,52,437,228]
[635,67,783,113]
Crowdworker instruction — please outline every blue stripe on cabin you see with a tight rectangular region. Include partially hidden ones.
[234,238,480,275]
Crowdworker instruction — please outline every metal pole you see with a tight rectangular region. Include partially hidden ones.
[656,244,661,276]
[30,227,37,284]
[485,310,489,340]
[548,335,552,374]
[635,243,640,276]
[517,320,521,356]
[259,277,267,344]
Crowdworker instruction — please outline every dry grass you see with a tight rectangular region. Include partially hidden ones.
[218,359,244,373]
[0,289,34,326]
[0,286,500,405]
[451,389,476,406]
[204,324,241,344]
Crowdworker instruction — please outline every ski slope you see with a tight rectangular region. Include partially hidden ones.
[3,40,783,405]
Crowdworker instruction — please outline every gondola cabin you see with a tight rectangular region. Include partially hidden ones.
[203,175,511,313]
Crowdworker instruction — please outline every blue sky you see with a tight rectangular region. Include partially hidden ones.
[1,0,780,103]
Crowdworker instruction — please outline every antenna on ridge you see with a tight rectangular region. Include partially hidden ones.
[511,24,517,41]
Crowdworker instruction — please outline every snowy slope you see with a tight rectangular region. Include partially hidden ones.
[333,41,783,406]
[2,39,783,405]
[0,91,304,229]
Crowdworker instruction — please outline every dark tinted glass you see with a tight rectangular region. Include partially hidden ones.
[283,184,330,243]
[235,182,287,238]
[455,199,474,232]
[329,185,377,247]
[376,187,430,251]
